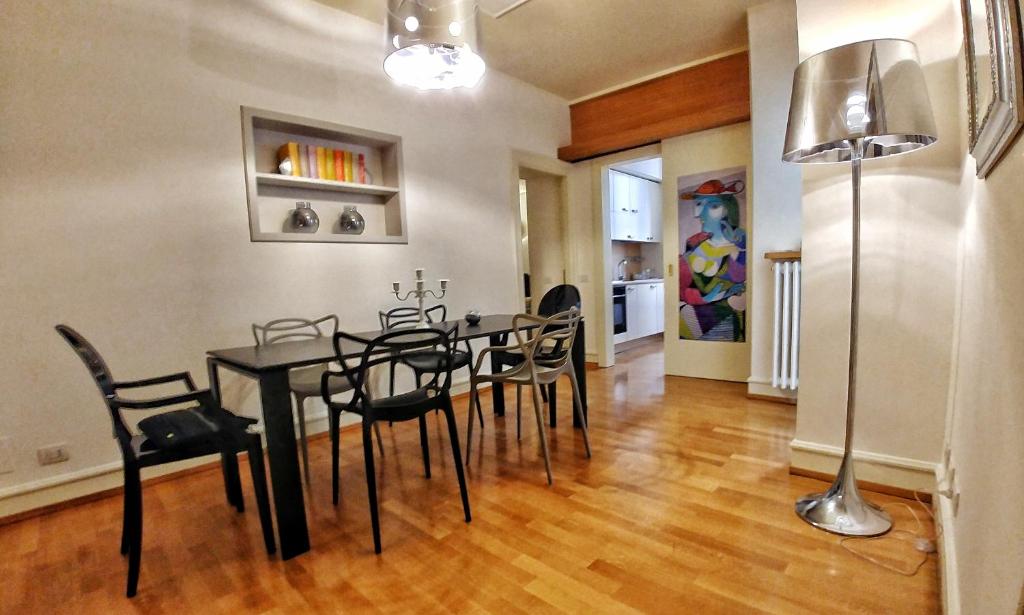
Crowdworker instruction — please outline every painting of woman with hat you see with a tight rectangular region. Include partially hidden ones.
[677,168,747,342]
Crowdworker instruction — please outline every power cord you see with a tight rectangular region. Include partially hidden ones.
[838,490,937,577]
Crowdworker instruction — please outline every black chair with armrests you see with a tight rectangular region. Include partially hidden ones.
[55,325,275,598]
[322,324,470,553]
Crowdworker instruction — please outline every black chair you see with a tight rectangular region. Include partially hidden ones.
[493,284,582,421]
[379,304,483,428]
[323,325,471,553]
[55,325,275,597]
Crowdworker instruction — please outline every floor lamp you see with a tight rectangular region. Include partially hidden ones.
[782,39,938,536]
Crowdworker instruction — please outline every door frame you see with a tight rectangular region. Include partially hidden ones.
[591,144,662,367]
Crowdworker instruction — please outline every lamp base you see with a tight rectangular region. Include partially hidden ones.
[795,465,892,536]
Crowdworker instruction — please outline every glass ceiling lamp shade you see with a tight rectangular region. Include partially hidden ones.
[384,0,485,90]
[782,39,937,537]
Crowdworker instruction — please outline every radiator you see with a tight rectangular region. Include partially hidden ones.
[771,260,801,390]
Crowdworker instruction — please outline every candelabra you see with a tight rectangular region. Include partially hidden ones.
[392,268,448,328]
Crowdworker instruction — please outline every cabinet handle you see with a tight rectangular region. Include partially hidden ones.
[620,207,628,212]
[631,209,638,213]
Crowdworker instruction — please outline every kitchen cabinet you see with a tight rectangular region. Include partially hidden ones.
[617,280,665,343]
[610,170,661,242]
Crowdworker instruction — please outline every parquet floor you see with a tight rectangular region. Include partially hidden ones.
[0,342,940,613]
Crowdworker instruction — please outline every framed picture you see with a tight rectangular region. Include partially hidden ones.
[961,0,1024,177]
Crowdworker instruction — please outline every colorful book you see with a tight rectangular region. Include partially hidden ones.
[343,151,354,183]
[358,154,366,184]
[334,150,344,183]
[298,144,309,178]
[324,148,336,180]
[315,147,327,179]
[276,142,301,176]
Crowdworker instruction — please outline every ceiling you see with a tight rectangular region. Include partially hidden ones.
[315,0,758,101]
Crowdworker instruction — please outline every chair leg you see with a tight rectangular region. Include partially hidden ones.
[362,419,382,554]
[125,464,143,598]
[530,382,554,485]
[120,468,132,556]
[548,383,557,428]
[441,395,471,523]
[246,435,277,555]
[418,414,431,479]
[374,421,385,457]
[465,382,478,463]
[474,385,485,429]
[221,450,244,513]
[294,393,312,486]
[516,384,522,440]
[330,410,341,506]
[568,366,592,458]
[540,384,549,403]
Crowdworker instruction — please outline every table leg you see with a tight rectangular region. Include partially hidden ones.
[548,383,557,428]
[573,321,588,428]
[489,333,505,416]
[258,369,310,559]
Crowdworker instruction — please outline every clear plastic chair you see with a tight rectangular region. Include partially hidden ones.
[253,315,383,485]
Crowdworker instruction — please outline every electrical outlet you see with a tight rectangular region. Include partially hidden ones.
[37,443,70,466]
[0,437,13,474]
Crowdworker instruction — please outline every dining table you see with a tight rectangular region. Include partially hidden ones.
[205,314,587,560]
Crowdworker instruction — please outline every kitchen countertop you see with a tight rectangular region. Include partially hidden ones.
[612,278,664,286]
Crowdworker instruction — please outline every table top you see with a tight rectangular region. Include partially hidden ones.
[207,314,542,373]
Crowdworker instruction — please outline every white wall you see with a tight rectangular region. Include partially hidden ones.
[791,0,963,485]
[944,16,1024,614]
[0,0,568,510]
[746,0,802,401]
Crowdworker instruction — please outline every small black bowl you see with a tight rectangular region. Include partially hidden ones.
[465,312,482,326]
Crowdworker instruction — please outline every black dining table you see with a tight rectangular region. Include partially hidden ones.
[206,314,587,559]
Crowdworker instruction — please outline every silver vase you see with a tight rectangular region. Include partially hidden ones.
[339,206,365,235]
[288,201,319,233]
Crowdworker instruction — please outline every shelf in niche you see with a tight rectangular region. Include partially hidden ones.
[255,173,400,197]
[241,106,407,244]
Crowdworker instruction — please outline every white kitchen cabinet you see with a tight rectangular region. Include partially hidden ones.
[620,281,665,342]
[610,171,639,241]
[610,170,661,242]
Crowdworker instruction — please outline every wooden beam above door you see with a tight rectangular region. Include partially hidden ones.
[557,52,751,163]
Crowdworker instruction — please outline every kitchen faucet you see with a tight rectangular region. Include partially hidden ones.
[617,258,629,281]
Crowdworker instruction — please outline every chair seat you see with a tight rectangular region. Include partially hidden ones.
[290,364,351,397]
[474,362,564,386]
[402,350,471,373]
[133,407,257,467]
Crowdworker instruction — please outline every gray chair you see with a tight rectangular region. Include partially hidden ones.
[253,315,383,485]
[464,307,591,485]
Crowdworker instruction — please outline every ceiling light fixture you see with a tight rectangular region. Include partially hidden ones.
[384,0,485,91]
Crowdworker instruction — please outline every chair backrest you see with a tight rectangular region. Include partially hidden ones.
[379,304,446,331]
[536,285,581,317]
[55,324,130,442]
[332,325,458,408]
[253,315,339,346]
[512,307,581,373]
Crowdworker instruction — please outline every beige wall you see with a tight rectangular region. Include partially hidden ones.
[521,169,565,302]
[792,0,962,472]
[0,0,568,506]
[662,122,753,382]
[946,22,1024,615]
[746,0,802,400]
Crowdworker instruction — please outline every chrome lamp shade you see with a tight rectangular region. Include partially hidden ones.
[385,0,485,90]
[782,39,937,537]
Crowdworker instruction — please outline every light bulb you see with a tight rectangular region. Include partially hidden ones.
[448,21,462,36]
[405,16,419,32]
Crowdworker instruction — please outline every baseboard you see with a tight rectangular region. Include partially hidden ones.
[789,439,937,494]
[746,378,797,404]
[935,463,961,615]
[0,379,490,522]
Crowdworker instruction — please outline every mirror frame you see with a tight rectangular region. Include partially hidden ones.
[962,0,1024,177]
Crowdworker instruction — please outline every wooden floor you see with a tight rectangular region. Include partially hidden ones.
[0,342,940,614]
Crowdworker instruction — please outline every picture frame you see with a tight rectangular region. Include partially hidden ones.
[961,0,1024,177]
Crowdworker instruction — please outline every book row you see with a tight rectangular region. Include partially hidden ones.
[276,142,369,183]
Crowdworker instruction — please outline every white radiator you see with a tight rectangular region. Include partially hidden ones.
[771,260,801,390]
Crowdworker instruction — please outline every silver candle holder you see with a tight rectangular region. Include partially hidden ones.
[392,268,448,328]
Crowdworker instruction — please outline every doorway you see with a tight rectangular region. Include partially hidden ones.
[517,166,568,314]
